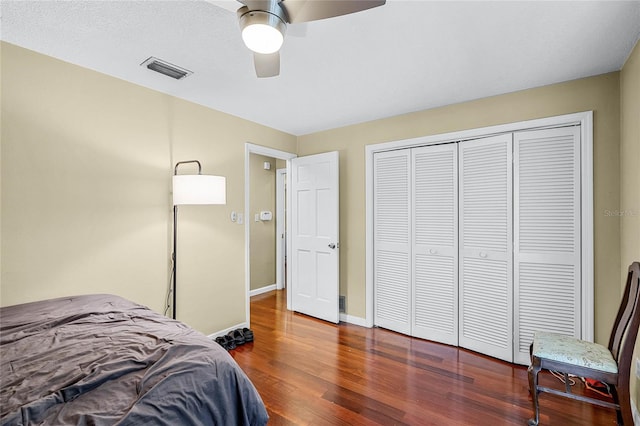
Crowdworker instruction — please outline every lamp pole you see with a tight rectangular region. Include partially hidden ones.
[172,204,178,319]
[172,160,201,320]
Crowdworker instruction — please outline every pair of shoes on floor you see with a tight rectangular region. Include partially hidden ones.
[215,334,236,351]
[214,328,254,351]
[229,327,254,346]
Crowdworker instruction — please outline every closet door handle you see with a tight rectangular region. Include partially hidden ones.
[479,251,488,258]
[429,248,437,254]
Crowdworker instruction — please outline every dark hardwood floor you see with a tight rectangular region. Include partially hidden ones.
[231,290,617,425]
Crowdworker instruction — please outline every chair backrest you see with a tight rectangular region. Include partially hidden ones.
[608,261,640,380]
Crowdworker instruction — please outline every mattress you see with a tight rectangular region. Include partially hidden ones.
[0,294,268,425]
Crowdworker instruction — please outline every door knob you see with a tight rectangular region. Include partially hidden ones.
[328,243,336,249]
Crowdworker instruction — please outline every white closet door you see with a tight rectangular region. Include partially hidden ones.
[373,150,411,334]
[459,134,513,362]
[513,127,581,365]
[411,144,458,345]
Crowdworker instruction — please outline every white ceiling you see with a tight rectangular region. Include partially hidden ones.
[2,1,639,136]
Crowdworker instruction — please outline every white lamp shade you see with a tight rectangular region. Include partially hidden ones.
[172,175,226,205]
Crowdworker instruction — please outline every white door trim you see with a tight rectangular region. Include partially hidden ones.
[276,168,286,290]
[365,111,594,342]
[244,143,297,328]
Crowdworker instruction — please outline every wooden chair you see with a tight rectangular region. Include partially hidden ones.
[527,261,640,425]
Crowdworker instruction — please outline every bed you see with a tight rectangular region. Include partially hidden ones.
[0,294,269,425]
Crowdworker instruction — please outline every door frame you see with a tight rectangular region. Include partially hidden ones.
[244,143,297,327]
[276,168,287,290]
[365,111,594,341]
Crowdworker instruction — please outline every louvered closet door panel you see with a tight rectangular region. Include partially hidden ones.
[459,134,513,362]
[374,150,411,334]
[513,127,581,365]
[411,144,458,345]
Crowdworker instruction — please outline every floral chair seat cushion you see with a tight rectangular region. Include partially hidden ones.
[532,331,618,374]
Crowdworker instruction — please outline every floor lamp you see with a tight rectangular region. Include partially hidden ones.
[172,160,226,319]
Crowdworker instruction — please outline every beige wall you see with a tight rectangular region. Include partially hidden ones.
[0,43,3,294]
[275,158,287,170]
[249,154,276,291]
[620,40,640,416]
[621,40,640,277]
[298,72,622,345]
[0,42,296,334]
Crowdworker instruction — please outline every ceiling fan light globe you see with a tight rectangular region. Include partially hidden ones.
[242,24,284,54]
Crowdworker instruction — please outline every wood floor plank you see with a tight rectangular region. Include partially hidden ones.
[231,290,618,425]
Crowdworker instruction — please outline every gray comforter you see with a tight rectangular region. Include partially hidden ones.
[0,294,268,425]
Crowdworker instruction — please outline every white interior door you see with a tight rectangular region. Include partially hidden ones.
[458,134,513,362]
[373,150,411,334]
[513,126,581,364]
[412,144,459,345]
[290,152,339,323]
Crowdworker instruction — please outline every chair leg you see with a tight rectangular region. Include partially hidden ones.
[612,384,632,426]
[528,362,542,426]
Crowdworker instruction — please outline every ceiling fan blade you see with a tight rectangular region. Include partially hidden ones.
[278,0,385,24]
[288,22,307,37]
[205,0,242,14]
[254,52,280,78]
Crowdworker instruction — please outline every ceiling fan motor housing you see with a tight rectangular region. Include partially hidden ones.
[238,1,288,54]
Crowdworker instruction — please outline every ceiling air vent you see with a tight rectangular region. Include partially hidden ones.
[141,57,192,80]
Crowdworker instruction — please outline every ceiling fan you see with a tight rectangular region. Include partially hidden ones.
[211,0,386,78]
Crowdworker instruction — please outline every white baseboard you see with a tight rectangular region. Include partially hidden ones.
[207,322,248,340]
[249,284,276,297]
[339,313,371,328]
